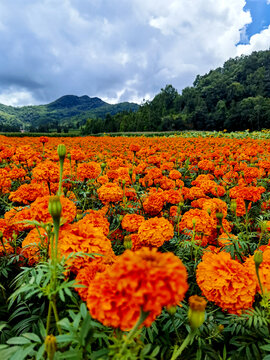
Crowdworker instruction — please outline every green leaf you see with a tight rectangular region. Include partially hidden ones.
[7,337,31,345]
[0,323,8,332]
[0,346,20,360]
[36,344,45,360]
[55,334,74,343]
[150,345,160,357]
[90,348,109,360]
[22,333,41,343]
[260,344,270,351]
[141,343,151,356]
[9,344,35,360]
[80,303,87,319]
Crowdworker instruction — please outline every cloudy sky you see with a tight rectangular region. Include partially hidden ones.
[0,0,269,106]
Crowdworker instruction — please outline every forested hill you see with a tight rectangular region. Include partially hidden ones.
[83,49,270,134]
[0,95,139,132]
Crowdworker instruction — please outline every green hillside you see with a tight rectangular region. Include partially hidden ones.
[0,95,139,132]
[83,49,270,133]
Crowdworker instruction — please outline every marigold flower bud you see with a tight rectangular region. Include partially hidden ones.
[48,196,62,220]
[45,334,57,360]
[254,250,263,269]
[166,305,177,316]
[101,162,106,169]
[67,153,71,160]
[216,212,224,220]
[218,324,224,332]
[230,199,237,213]
[188,295,207,329]
[57,144,66,161]
[76,209,83,220]
[123,235,132,249]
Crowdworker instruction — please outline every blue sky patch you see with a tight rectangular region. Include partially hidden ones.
[239,0,270,44]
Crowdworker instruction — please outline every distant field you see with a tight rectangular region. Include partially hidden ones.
[0,132,270,359]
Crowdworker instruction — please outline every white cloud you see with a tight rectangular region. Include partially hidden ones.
[0,0,266,106]
[236,26,270,55]
[0,88,38,107]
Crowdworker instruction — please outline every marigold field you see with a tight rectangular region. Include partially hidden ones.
[0,132,270,360]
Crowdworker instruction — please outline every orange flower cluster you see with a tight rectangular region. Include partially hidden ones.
[138,217,174,248]
[32,160,59,183]
[77,162,101,181]
[121,213,145,232]
[9,183,48,205]
[143,192,164,215]
[97,182,123,204]
[21,227,48,265]
[178,209,216,246]
[87,247,188,330]
[30,195,76,224]
[0,168,12,194]
[229,185,265,202]
[58,220,115,273]
[196,252,256,314]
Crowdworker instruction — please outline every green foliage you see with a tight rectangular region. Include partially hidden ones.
[82,50,270,134]
[0,95,139,133]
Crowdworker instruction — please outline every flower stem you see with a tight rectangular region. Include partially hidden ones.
[119,309,149,356]
[170,331,195,360]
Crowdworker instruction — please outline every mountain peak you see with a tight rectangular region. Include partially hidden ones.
[47,95,108,110]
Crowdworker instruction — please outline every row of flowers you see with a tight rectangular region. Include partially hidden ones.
[0,134,270,334]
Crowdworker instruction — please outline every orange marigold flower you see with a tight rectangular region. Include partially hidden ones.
[138,217,174,248]
[189,294,207,312]
[80,210,110,236]
[58,223,115,273]
[4,206,34,233]
[201,198,228,218]
[129,144,141,152]
[87,247,188,330]
[9,183,48,205]
[39,136,49,144]
[155,176,175,190]
[244,246,270,293]
[97,182,123,204]
[178,209,216,246]
[121,214,145,233]
[163,189,183,205]
[69,148,86,162]
[0,168,12,194]
[21,227,48,265]
[197,160,215,172]
[30,195,76,224]
[8,167,27,180]
[75,261,108,301]
[143,193,164,216]
[77,162,101,181]
[196,252,256,314]
[182,186,208,200]
[229,186,265,202]
[169,170,182,180]
[32,160,59,183]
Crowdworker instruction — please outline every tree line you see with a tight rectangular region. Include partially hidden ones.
[82,49,270,134]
